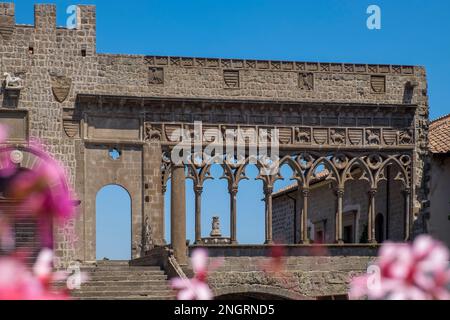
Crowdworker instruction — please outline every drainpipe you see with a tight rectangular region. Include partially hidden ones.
[286,190,298,244]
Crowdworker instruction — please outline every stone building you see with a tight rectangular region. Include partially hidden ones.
[272,167,406,245]
[428,114,450,248]
[0,3,431,299]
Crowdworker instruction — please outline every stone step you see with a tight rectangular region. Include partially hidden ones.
[72,285,173,292]
[77,296,175,300]
[80,266,162,272]
[84,274,169,282]
[85,270,166,276]
[80,280,170,287]
[71,290,174,298]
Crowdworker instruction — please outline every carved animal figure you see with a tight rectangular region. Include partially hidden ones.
[366,130,381,145]
[330,129,345,145]
[295,128,310,143]
[399,131,413,144]
[145,124,162,141]
[3,72,23,88]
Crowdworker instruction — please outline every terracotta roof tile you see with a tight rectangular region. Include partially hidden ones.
[429,114,450,154]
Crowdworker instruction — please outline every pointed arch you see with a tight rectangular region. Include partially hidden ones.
[374,156,411,189]
[341,156,375,189]
[306,156,341,188]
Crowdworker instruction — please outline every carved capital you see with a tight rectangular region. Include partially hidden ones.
[301,188,310,197]
[335,188,345,198]
[194,185,203,194]
[368,188,378,197]
[264,186,274,195]
[229,187,238,195]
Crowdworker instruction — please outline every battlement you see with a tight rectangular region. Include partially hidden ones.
[0,2,95,34]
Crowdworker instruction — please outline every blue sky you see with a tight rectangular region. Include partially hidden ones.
[10,0,450,258]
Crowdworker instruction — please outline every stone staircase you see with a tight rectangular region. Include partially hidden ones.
[67,261,176,300]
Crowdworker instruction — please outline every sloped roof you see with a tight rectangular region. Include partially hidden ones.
[429,114,450,154]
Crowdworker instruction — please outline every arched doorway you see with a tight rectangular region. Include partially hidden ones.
[96,185,131,260]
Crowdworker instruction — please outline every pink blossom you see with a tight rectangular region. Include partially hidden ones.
[0,249,69,300]
[0,216,15,251]
[9,145,75,222]
[170,249,217,300]
[350,235,450,300]
[171,278,213,300]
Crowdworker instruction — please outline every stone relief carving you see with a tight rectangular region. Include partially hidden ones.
[295,128,310,144]
[148,67,164,84]
[330,129,345,145]
[3,72,23,89]
[144,123,162,142]
[50,74,72,103]
[223,70,240,88]
[366,129,381,145]
[143,216,153,252]
[299,72,314,91]
[371,75,386,93]
[399,130,413,145]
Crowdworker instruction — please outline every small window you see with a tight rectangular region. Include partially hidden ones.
[28,47,34,55]
[81,49,87,57]
[109,148,121,160]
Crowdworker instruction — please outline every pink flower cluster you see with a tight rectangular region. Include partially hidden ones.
[0,249,69,300]
[0,125,79,300]
[350,235,450,300]
[171,249,223,300]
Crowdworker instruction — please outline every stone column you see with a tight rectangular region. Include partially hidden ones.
[403,188,412,241]
[301,188,310,244]
[335,188,344,244]
[194,186,203,244]
[264,186,274,245]
[367,189,377,243]
[171,164,187,265]
[229,187,238,244]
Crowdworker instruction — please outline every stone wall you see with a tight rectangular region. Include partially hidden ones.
[0,3,429,264]
[429,156,450,248]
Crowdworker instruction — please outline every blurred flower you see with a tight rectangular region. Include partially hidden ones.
[261,244,286,274]
[171,277,213,301]
[0,249,69,300]
[349,235,450,300]
[0,216,14,251]
[171,248,218,300]
[9,143,75,223]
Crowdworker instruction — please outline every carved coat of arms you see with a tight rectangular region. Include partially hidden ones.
[51,75,72,103]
